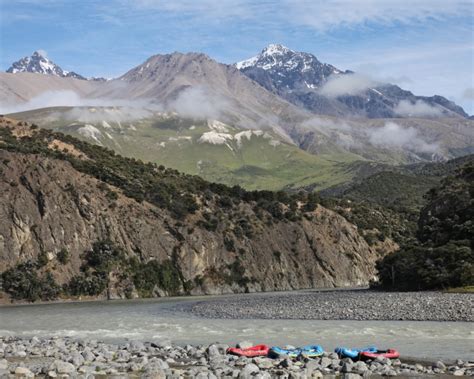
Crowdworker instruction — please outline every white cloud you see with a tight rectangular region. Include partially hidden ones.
[283,0,471,31]
[168,86,230,120]
[318,73,377,97]
[368,121,439,153]
[120,0,470,32]
[394,100,442,117]
[463,87,474,100]
[0,90,162,117]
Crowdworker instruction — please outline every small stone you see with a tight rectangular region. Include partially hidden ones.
[0,359,7,370]
[434,361,446,370]
[207,344,221,358]
[53,360,75,374]
[241,363,259,376]
[47,371,57,378]
[309,370,323,378]
[453,369,465,376]
[14,367,35,377]
[320,357,332,368]
[342,374,362,379]
[342,362,354,373]
[252,357,273,370]
[254,372,272,379]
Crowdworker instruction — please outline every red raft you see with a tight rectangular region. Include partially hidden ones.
[359,349,400,360]
[227,345,270,357]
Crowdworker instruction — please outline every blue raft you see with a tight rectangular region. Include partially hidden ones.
[335,346,377,359]
[269,345,324,358]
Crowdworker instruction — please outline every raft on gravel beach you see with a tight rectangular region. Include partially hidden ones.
[335,346,378,359]
[268,345,324,359]
[1,336,474,377]
[227,344,270,357]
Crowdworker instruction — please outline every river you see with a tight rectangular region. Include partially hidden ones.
[0,295,472,362]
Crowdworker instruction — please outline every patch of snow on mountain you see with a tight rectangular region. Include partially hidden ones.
[78,124,103,144]
[101,121,112,129]
[235,55,258,70]
[262,44,292,56]
[234,130,253,146]
[370,88,384,96]
[207,120,230,132]
[198,131,233,145]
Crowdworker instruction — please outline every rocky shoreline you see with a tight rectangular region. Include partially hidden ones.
[1,336,473,378]
[187,290,474,322]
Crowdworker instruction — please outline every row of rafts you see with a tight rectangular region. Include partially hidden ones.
[227,344,400,360]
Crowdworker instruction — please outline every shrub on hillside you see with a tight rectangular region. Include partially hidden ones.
[1,262,60,301]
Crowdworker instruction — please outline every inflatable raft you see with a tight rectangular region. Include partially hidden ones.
[269,345,324,358]
[227,344,270,357]
[359,349,400,360]
[335,346,377,359]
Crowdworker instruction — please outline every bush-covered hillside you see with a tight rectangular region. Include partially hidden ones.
[375,163,474,290]
[1,117,386,302]
[0,119,320,221]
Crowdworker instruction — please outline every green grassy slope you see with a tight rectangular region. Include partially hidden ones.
[9,106,364,191]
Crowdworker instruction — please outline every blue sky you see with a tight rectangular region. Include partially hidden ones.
[1,0,473,113]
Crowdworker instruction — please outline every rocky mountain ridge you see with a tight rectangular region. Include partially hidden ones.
[236,44,468,118]
[6,51,106,82]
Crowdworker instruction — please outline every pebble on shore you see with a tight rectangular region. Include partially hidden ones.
[1,336,473,378]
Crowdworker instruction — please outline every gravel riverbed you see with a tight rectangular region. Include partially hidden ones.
[1,336,473,378]
[188,290,474,322]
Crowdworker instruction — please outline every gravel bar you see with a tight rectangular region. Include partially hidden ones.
[1,336,473,378]
[187,289,474,322]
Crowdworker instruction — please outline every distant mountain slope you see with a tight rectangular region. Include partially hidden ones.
[8,106,363,191]
[0,72,101,109]
[330,155,474,211]
[0,116,392,302]
[236,44,468,119]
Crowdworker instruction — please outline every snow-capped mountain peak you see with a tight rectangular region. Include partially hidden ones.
[235,44,342,90]
[261,43,293,56]
[235,43,294,70]
[7,51,86,80]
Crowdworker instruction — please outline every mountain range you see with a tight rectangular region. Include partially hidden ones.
[236,44,468,118]
[1,46,473,191]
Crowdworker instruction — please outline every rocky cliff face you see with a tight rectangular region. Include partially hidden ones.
[0,118,393,301]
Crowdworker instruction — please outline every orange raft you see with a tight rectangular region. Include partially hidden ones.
[359,349,400,360]
[227,344,270,357]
